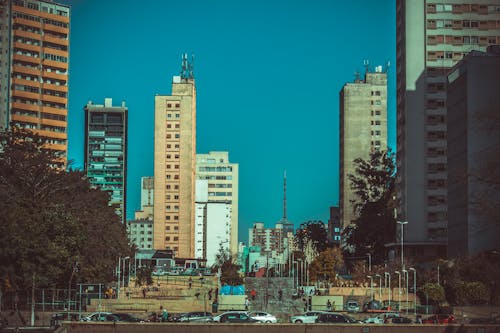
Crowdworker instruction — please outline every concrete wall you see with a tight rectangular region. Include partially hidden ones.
[60,322,500,333]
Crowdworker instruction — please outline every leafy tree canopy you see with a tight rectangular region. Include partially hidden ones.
[0,127,132,292]
[211,242,243,286]
[309,247,344,283]
[295,220,329,254]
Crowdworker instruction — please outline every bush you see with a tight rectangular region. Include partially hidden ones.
[454,281,490,305]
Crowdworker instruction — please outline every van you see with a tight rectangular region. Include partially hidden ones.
[345,301,360,313]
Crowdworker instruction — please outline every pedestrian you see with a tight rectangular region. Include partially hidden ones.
[251,289,256,300]
[188,277,192,289]
[308,296,312,311]
[208,288,213,300]
[278,289,283,301]
[142,288,147,298]
[326,299,332,311]
[332,300,336,311]
[159,305,168,322]
[416,315,422,324]
[244,297,249,311]
[303,299,308,312]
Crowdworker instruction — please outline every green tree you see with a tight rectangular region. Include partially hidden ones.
[0,127,131,292]
[309,247,344,284]
[295,220,329,254]
[419,283,445,305]
[454,282,490,305]
[344,149,396,263]
[211,242,243,286]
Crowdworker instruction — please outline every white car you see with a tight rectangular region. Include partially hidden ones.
[248,311,277,323]
[290,311,329,324]
[363,316,384,324]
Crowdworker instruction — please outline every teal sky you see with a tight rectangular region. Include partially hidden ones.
[64,0,396,243]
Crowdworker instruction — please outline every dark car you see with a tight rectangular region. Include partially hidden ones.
[315,313,359,324]
[218,312,258,323]
[422,314,455,324]
[112,313,144,322]
[178,311,213,322]
[389,316,412,324]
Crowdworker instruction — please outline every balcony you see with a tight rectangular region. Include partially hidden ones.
[12,65,39,76]
[11,113,39,125]
[42,70,66,81]
[41,94,66,104]
[41,105,67,116]
[42,82,67,93]
[13,5,69,24]
[13,17,42,29]
[12,102,40,112]
[13,29,41,41]
[43,23,69,35]
[42,58,67,70]
[12,89,39,100]
[35,128,67,140]
[41,118,66,127]
[42,47,67,57]
[11,77,40,88]
[14,41,40,53]
[13,53,41,65]
[42,34,68,46]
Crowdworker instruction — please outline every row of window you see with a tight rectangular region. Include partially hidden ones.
[166,103,181,108]
[208,192,232,196]
[43,53,67,63]
[428,195,446,206]
[165,236,179,241]
[427,3,499,14]
[165,184,179,190]
[428,163,446,173]
[198,166,233,172]
[166,123,180,129]
[208,183,232,188]
[166,113,180,119]
[427,35,499,46]
[165,226,179,231]
[200,175,233,180]
[165,215,179,221]
[165,133,180,139]
[14,12,69,27]
[165,205,179,210]
[427,19,500,30]
[14,0,69,17]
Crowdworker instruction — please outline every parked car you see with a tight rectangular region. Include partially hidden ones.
[212,311,248,323]
[177,311,213,322]
[81,312,119,322]
[389,316,412,324]
[363,316,384,324]
[248,311,277,323]
[290,311,329,324]
[316,312,359,324]
[363,300,383,312]
[422,314,455,324]
[112,313,144,322]
[345,300,360,313]
[213,311,258,323]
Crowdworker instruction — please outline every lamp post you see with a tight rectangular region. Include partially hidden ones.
[367,275,373,301]
[297,259,302,288]
[402,269,408,315]
[397,221,408,271]
[375,274,382,301]
[409,267,416,317]
[367,253,372,272]
[395,271,401,312]
[384,272,391,310]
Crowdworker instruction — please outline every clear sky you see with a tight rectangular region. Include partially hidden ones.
[63,0,396,244]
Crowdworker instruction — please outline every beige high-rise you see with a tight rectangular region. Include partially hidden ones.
[154,68,196,258]
[339,68,388,228]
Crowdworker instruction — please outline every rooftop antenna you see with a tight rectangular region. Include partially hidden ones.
[384,60,391,73]
[283,170,287,220]
[354,70,361,83]
[188,54,195,79]
[363,59,370,81]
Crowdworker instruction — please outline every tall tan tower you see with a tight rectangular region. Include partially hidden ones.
[154,55,196,258]
[0,0,70,165]
[339,67,388,228]
[396,0,500,258]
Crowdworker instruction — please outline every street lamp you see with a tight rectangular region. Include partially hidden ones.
[384,272,391,310]
[409,267,417,317]
[397,221,408,271]
[367,253,372,272]
[402,269,408,315]
[395,271,401,312]
[375,274,382,302]
[367,275,374,301]
[297,259,302,288]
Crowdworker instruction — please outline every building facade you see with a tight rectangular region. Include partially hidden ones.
[154,55,196,258]
[396,0,500,258]
[0,0,70,165]
[127,219,153,250]
[196,151,239,256]
[446,46,500,257]
[339,67,388,228]
[328,206,341,246]
[141,176,154,209]
[84,98,128,224]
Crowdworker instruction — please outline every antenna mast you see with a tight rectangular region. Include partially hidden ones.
[283,170,287,220]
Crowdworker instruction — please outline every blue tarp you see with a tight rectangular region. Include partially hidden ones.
[220,285,245,295]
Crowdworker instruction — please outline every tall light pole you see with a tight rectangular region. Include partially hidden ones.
[367,253,372,272]
[293,260,297,290]
[297,259,302,288]
[409,267,416,317]
[402,269,408,315]
[375,274,382,301]
[384,272,391,310]
[367,275,373,301]
[116,258,121,298]
[397,221,408,271]
[395,271,401,312]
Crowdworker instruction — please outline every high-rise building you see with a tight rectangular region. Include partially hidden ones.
[154,55,196,258]
[339,67,388,228]
[196,151,239,256]
[141,176,154,209]
[328,206,341,246]
[194,179,231,266]
[0,0,70,164]
[84,98,128,224]
[446,46,500,257]
[396,1,500,258]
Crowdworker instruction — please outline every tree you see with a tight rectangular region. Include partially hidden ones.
[419,283,445,305]
[295,220,329,254]
[309,247,344,284]
[0,127,131,292]
[211,242,243,286]
[344,149,396,263]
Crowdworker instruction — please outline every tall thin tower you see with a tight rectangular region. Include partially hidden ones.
[154,54,196,258]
